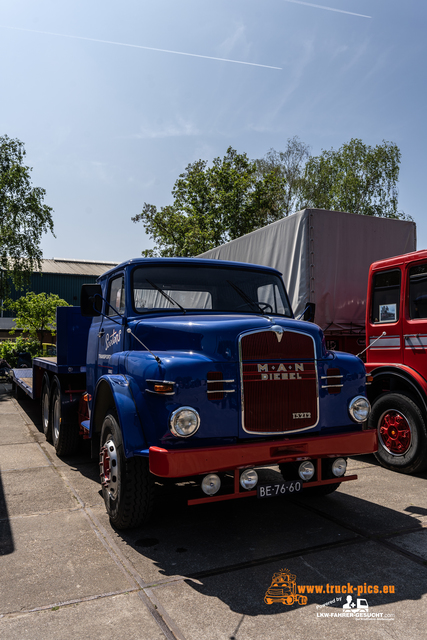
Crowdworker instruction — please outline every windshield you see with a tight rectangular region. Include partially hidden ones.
[132,265,292,316]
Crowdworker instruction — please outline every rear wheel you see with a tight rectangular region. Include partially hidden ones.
[41,375,52,442]
[99,411,154,530]
[51,377,79,456]
[370,392,427,474]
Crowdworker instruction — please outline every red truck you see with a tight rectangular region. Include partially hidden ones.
[200,209,427,474]
[365,250,427,474]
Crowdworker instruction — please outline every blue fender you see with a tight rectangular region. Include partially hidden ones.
[93,375,148,458]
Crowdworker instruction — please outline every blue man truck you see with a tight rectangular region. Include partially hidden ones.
[12,258,376,529]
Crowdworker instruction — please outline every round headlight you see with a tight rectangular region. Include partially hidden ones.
[349,396,371,423]
[298,460,315,481]
[170,407,200,437]
[240,469,258,490]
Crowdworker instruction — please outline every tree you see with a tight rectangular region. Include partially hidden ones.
[6,292,70,347]
[132,147,285,257]
[0,135,54,299]
[299,138,407,218]
[255,136,311,217]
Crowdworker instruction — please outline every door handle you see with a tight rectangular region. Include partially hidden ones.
[98,329,105,338]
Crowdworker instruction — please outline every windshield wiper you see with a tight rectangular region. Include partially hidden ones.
[227,280,266,315]
[145,279,186,314]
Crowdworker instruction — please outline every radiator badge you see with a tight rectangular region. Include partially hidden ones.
[257,363,304,380]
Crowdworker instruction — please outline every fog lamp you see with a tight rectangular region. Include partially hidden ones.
[331,458,347,477]
[298,460,315,481]
[201,474,221,496]
[240,469,258,490]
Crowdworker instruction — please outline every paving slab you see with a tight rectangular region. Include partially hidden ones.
[0,592,165,640]
[90,486,359,585]
[57,462,106,509]
[0,467,78,518]
[0,510,135,614]
[295,464,427,536]
[0,443,51,472]
[0,420,35,445]
[390,528,427,561]
[152,540,427,640]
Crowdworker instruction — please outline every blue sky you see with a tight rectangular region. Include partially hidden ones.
[1,1,426,262]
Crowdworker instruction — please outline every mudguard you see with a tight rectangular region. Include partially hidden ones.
[93,374,148,458]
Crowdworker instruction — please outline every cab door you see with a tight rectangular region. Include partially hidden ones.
[366,267,403,365]
[97,273,126,376]
[402,261,427,379]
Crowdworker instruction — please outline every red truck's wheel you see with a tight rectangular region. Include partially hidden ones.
[370,393,427,474]
[100,411,154,530]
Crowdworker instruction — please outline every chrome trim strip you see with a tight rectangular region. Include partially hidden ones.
[238,327,320,436]
[320,375,343,380]
[207,389,235,394]
[321,384,344,389]
[146,389,175,396]
[207,379,235,384]
[404,334,427,347]
[369,336,401,348]
[146,379,175,385]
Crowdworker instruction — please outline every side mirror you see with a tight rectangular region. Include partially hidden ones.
[81,284,103,316]
[303,302,316,323]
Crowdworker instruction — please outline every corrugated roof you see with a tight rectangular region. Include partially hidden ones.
[36,258,118,276]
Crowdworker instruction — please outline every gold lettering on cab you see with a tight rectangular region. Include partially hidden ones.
[257,363,304,380]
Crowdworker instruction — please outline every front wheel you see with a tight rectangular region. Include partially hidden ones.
[99,411,154,530]
[369,392,427,474]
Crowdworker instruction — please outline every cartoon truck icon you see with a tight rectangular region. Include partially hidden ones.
[343,596,369,614]
[264,569,308,606]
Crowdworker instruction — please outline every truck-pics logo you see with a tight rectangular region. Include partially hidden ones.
[105,329,122,350]
[264,569,308,606]
[257,363,304,381]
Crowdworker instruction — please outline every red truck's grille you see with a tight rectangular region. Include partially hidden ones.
[240,329,318,434]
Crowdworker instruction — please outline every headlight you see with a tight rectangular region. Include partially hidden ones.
[349,396,371,423]
[170,406,200,437]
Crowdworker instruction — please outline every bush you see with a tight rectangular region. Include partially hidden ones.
[0,337,42,368]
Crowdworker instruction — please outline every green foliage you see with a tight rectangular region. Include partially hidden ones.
[299,138,407,219]
[132,147,285,256]
[5,292,70,346]
[0,135,55,298]
[0,336,42,368]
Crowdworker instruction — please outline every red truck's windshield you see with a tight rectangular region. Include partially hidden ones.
[132,265,292,316]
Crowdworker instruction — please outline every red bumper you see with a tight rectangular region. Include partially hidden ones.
[149,429,377,478]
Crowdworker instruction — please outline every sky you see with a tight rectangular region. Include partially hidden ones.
[1,1,426,263]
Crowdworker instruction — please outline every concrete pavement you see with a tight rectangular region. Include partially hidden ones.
[1,380,426,640]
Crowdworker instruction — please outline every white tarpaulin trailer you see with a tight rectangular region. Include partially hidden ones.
[198,209,416,333]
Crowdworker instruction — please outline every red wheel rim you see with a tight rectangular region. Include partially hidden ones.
[378,411,411,455]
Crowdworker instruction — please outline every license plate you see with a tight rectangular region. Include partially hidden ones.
[257,479,303,498]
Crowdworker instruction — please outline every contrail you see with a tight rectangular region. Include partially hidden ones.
[0,25,282,70]
[283,0,371,18]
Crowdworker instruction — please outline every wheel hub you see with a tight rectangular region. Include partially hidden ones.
[379,411,411,455]
[99,439,118,497]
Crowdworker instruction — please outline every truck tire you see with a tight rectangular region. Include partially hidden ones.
[369,392,427,474]
[100,411,154,530]
[51,377,79,456]
[41,375,52,442]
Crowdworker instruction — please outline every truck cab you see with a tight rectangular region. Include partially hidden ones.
[78,258,374,528]
[366,250,427,473]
